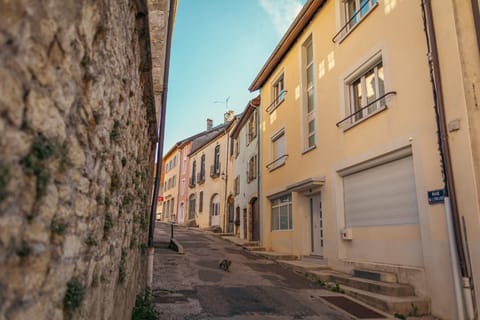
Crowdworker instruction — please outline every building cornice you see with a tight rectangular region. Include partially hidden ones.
[249,0,326,92]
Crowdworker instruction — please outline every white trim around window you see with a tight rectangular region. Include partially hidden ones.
[302,35,316,152]
[268,128,287,171]
[334,0,379,43]
[271,194,293,231]
[342,50,388,129]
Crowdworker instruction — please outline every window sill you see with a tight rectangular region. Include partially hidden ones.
[302,145,317,155]
[271,229,293,232]
[266,97,285,114]
[342,105,387,132]
[267,160,286,172]
[335,2,379,45]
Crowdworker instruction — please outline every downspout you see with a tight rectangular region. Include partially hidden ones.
[223,128,229,233]
[253,101,261,246]
[472,0,480,55]
[148,0,175,287]
[421,1,475,319]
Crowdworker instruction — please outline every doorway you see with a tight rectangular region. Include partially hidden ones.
[227,196,234,233]
[310,192,323,256]
[250,197,259,241]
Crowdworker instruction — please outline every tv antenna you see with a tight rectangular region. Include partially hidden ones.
[214,96,230,110]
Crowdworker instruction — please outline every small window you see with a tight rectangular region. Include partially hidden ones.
[211,194,220,216]
[347,60,385,123]
[199,191,203,213]
[247,155,257,183]
[200,154,205,181]
[268,129,286,171]
[247,111,257,145]
[271,194,293,231]
[272,73,285,109]
[190,160,196,186]
[188,194,196,219]
[234,176,240,195]
[214,145,220,171]
[303,36,316,150]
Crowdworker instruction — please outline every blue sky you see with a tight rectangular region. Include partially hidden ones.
[164,0,306,151]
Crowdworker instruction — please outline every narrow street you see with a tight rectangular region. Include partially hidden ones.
[152,223,353,320]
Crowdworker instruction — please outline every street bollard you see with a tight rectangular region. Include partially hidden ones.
[170,223,174,239]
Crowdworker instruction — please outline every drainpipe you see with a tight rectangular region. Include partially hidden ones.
[472,0,480,55]
[147,0,175,287]
[421,1,475,319]
[223,128,229,233]
[249,100,261,245]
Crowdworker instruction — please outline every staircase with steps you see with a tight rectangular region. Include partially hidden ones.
[242,241,266,252]
[311,269,431,316]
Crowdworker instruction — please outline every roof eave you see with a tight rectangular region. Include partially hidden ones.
[249,0,326,92]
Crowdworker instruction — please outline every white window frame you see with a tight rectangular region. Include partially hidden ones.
[268,129,286,171]
[272,73,285,111]
[302,36,316,152]
[211,194,220,217]
[344,54,386,127]
[336,0,379,43]
[271,194,293,231]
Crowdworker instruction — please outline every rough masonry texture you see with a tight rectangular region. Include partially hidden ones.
[0,1,159,319]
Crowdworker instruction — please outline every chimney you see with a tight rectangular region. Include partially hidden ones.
[224,110,235,123]
[207,118,213,130]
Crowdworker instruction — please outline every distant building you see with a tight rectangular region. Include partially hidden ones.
[229,96,260,240]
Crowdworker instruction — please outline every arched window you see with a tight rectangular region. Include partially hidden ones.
[211,194,220,216]
[210,193,220,226]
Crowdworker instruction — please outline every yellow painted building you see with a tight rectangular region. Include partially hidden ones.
[250,0,479,318]
[161,145,181,222]
[187,120,231,229]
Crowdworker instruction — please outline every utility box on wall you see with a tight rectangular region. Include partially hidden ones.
[341,228,353,240]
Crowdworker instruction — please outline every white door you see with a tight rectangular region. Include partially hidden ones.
[310,193,324,256]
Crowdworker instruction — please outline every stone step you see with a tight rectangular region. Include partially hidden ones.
[329,273,415,297]
[338,284,430,316]
[242,241,259,247]
[244,246,265,252]
[277,260,330,275]
[254,251,299,261]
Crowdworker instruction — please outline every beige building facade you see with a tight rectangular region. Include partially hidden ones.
[161,146,181,222]
[229,97,261,240]
[250,0,479,318]
[187,123,230,229]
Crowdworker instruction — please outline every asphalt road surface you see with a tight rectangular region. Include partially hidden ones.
[152,223,351,320]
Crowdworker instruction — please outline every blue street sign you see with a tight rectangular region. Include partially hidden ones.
[428,189,445,204]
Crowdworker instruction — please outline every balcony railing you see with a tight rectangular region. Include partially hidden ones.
[210,163,221,178]
[197,172,205,184]
[336,91,396,128]
[266,154,288,171]
[332,0,378,43]
[265,91,288,114]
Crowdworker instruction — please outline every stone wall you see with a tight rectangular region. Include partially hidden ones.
[0,0,161,319]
